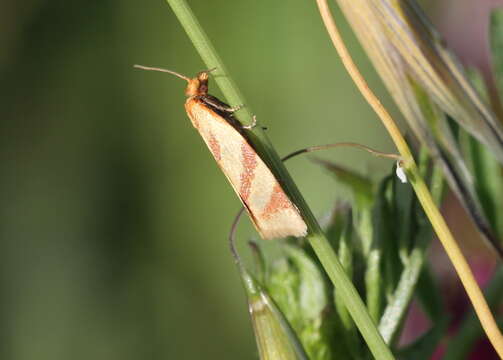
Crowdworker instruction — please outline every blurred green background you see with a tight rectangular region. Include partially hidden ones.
[0,1,459,359]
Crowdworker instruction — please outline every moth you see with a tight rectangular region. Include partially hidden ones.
[134,65,307,240]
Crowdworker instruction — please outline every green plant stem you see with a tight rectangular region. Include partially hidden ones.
[316,0,503,356]
[166,0,395,358]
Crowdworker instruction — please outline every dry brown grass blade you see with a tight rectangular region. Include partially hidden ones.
[333,0,503,257]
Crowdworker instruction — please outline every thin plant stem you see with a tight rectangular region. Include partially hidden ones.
[315,0,503,356]
[165,0,395,358]
[282,142,401,162]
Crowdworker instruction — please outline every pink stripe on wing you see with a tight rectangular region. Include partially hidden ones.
[239,141,258,201]
[208,132,221,161]
[261,184,291,219]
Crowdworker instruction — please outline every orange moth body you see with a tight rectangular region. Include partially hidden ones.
[135,65,307,240]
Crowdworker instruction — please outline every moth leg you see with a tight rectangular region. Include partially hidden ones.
[202,96,245,113]
[223,103,245,113]
[242,115,257,130]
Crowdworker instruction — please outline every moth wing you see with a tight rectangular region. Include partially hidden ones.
[186,100,307,240]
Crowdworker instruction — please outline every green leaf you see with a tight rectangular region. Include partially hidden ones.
[469,136,503,240]
[463,68,503,241]
[266,245,333,360]
[329,209,362,359]
[392,165,415,263]
[465,67,489,102]
[491,8,503,102]
[378,229,430,344]
[240,268,309,360]
[371,177,396,312]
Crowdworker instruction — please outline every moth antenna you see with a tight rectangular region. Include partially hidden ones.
[204,67,217,74]
[133,64,191,82]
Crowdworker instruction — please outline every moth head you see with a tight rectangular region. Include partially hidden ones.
[183,72,203,97]
[185,69,216,96]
